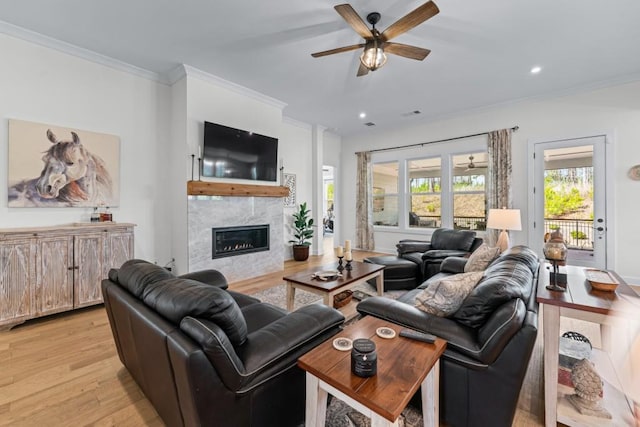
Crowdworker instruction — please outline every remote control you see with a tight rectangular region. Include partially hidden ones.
[399,329,437,343]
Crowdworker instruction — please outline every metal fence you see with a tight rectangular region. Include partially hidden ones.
[544,218,594,250]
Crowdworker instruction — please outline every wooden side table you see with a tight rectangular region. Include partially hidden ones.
[298,316,446,427]
[536,265,639,426]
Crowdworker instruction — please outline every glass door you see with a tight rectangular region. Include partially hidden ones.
[533,136,607,269]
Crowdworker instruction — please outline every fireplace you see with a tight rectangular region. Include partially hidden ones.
[212,224,270,259]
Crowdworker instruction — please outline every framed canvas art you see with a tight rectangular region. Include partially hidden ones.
[8,119,120,207]
[283,173,296,207]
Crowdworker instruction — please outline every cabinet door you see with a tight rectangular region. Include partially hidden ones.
[105,230,134,274]
[0,239,35,327]
[35,236,74,316]
[74,233,105,308]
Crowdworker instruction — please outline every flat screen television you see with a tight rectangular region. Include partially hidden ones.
[202,121,278,182]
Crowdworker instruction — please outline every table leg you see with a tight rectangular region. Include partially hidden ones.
[600,324,612,352]
[422,359,439,427]
[305,372,327,427]
[286,283,295,311]
[375,270,384,296]
[543,304,560,427]
[371,413,398,427]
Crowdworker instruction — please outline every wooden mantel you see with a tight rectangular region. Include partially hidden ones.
[187,180,289,197]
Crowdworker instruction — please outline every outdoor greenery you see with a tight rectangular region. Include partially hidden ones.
[544,175,586,217]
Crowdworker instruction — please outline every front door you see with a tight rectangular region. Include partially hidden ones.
[532,135,608,269]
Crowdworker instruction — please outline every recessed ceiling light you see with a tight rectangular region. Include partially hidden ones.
[530,66,542,74]
[359,112,366,119]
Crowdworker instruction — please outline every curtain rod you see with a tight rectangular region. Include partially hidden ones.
[363,125,519,154]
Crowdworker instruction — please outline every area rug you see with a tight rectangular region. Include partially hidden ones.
[324,397,422,427]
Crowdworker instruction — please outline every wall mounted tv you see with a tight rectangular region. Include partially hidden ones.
[202,121,278,182]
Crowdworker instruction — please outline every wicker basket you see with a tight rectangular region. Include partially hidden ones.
[333,290,353,308]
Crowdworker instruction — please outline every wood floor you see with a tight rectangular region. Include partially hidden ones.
[0,242,547,426]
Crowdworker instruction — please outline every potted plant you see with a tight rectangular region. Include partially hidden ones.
[289,202,314,261]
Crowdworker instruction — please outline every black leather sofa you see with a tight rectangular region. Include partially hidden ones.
[357,246,540,427]
[102,259,344,427]
[396,228,484,282]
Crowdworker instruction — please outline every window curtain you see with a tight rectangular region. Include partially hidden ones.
[356,151,375,250]
[486,128,513,246]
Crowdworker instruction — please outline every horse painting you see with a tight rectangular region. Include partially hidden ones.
[8,129,114,207]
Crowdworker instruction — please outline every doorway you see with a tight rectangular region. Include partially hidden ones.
[531,135,610,269]
[323,166,335,248]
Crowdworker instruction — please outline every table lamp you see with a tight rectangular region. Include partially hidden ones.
[487,208,522,252]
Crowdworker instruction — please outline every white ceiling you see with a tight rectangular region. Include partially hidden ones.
[1,0,640,136]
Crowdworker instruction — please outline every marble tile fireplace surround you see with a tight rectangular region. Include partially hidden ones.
[188,195,284,282]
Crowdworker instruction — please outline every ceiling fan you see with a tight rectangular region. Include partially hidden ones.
[311,1,440,76]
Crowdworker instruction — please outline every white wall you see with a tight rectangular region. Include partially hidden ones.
[0,33,171,264]
[341,81,640,282]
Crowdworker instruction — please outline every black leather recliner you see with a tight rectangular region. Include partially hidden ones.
[102,259,344,427]
[357,246,540,427]
[396,228,484,282]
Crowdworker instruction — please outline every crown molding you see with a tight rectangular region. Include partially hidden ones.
[181,64,287,110]
[282,116,312,131]
[0,20,164,83]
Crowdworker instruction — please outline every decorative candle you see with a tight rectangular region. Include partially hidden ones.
[335,246,344,257]
[198,145,202,159]
[344,240,351,252]
[345,251,352,261]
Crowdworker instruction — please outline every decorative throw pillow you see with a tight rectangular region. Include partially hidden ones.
[414,271,484,317]
[464,243,501,273]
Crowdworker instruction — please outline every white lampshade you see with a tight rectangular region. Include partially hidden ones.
[487,208,522,252]
[487,208,522,231]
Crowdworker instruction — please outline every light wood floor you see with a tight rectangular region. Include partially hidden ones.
[0,241,547,426]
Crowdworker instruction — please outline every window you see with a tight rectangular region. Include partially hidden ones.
[408,157,441,228]
[372,162,398,226]
[452,153,487,230]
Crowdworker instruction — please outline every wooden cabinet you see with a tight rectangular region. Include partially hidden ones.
[0,223,134,330]
[0,238,35,326]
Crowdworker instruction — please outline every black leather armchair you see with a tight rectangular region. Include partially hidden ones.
[396,228,484,281]
[357,246,540,427]
[102,259,344,427]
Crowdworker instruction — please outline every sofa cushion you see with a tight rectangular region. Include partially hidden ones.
[116,259,175,298]
[143,278,248,346]
[422,249,469,261]
[488,245,540,274]
[464,244,501,272]
[452,262,534,328]
[430,228,477,251]
[415,272,484,317]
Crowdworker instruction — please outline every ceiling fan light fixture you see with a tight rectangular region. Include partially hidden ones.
[360,41,387,71]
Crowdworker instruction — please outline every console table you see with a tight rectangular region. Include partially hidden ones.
[536,265,638,426]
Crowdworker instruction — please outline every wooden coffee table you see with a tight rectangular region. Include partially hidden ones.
[283,261,384,311]
[298,316,446,427]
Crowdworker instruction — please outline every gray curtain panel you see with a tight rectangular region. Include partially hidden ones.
[487,128,513,247]
[356,151,375,251]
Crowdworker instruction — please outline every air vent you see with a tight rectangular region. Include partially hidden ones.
[364,122,376,127]
[401,110,422,117]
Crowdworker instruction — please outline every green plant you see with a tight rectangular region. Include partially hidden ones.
[289,202,314,246]
[570,230,588,240]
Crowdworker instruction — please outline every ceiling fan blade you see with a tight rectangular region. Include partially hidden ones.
[335,4,374,40]
[380,1,440,42]
[311,43,364,58]
[357,62,370,77]
[383,42,431,60]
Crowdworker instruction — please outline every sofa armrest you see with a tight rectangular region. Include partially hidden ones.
[396,240,432,255]
[440,257,468,274]
[179,270,228,289]
[182,304,344,394]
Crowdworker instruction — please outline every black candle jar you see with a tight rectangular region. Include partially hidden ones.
[351,338,377,377]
